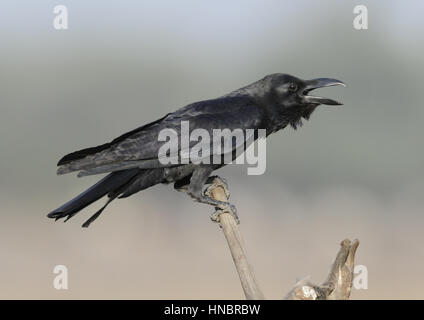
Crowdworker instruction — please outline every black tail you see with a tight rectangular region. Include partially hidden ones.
[47,168,139,227]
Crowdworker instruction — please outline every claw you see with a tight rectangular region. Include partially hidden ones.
[210,204,240,225]
[204,176,230,199]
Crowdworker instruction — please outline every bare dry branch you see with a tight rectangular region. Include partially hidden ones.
[208,177,265,300]
[284,239,360,300]
[208,177,359,300]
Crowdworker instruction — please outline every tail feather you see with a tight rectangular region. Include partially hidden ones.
[47,168,139,226]
[81,197,115,228]
[118,168,165,198]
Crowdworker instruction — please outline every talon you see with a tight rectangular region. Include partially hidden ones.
[210,204,240,225]
[210,209,223,223]
[203,185,213,198]
[226,204,240,224]
[218,177,230,199]
[204,176,230,200]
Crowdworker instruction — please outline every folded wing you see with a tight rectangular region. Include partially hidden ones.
[57,96,263,176]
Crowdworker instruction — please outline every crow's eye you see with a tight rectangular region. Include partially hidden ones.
[288,82,297,92]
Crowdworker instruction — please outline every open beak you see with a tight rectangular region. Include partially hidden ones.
[302,78,346,106]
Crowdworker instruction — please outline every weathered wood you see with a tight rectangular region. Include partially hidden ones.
[284,239,360,300]
[208,178,265,300]
[207,177,359,300]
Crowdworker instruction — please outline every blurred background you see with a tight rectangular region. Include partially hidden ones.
[0,0,423,299]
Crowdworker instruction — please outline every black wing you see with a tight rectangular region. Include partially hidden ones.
[57,95,264,175]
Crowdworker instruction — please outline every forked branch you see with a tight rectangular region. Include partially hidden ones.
[207,177,359,300]
[284,239,359,300]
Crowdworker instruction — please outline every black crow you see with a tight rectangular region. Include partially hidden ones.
[47,73,345,227]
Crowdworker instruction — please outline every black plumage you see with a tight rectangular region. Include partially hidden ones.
[48,73,345,227]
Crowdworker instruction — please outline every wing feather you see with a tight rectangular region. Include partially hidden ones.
[57,96,263,175]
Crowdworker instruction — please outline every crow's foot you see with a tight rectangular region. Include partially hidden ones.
[210,204,240,225]
[203,176,239,224]
[204,176,230,200]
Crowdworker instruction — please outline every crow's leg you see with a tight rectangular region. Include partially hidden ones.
[175,174,229,197]
[186,167,239,224]
[173,174,191,192]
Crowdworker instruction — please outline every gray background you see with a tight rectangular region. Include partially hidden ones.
[0,0,422,298]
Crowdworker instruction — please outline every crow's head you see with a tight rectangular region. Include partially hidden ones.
[239,73,345,129]
[269,73,345,128]
[268,73,345,106]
